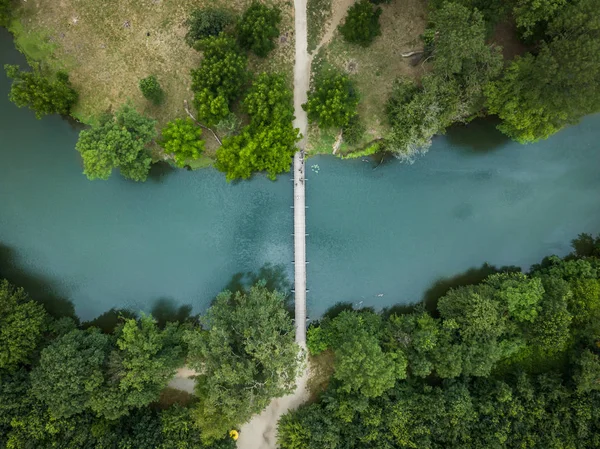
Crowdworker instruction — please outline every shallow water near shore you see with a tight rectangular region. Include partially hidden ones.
[2,29,600,320]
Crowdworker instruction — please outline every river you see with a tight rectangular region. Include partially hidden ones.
[2,30,600,321]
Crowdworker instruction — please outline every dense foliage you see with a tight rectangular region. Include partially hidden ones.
[339,0,382,47]
[139,75,165,106]
[75,103,156,181]
[304,73,359,128]
[0,271,298,447]
[4,64,78,119]
[185,282,301,443]
[0,0,12,27]
[160,118,205,167]
[0,280,47,371]
[485,0,600,143]
[215,73,299,181]
[279,233,600,448]
[386,2,502,158]
[191,35,248,126]
[185,7,234,46]
[236,1,281,57]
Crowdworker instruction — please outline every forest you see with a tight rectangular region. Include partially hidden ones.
[278,233,600,448]
[0,273,301,448]
[3,234,600,447]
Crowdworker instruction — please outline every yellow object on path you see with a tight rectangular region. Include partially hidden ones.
[229,430,239,440]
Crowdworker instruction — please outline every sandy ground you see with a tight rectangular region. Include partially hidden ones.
[236,363,310,448]
[167,367,197,394]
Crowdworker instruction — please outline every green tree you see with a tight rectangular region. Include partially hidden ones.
[191,35,248,125]
[75,103,156,181]
[513,0,567,37]
[243,72,294,127]
[573,349,600,393]
[4,64,78,119]
[185,7,234,46]
[0,0,12,27]
[139,75,165,105]
[386,75,461,157]
[304,73,359,128]
[485,272,544,323]
[159,118,205,167]
[31,328,110,418]
[236,2,281,57]
[387,2,502,157]
[184,283,300,443]
[215,122,298,181]
[89,315,185,419]
[485,0,600,143]
[339,0,382,47]
[215,73,299,181]
[0,279,47,371]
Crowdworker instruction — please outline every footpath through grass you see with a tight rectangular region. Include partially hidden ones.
[10,0,294,128]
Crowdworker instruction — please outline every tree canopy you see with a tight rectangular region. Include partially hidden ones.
[236,1,281,57]
[4,64,78,119]
[215,72,299,181]
[75,103,156,181]
[184,282,300,443]
[386,2,502,157]
[339,0,382,47]
[191,35,248,126]
[282,234,600,448]
[485,0,600,143]
[185,7,234,46]
[0,280,47,371]
[304,72,359,128]
[159,118,205,167]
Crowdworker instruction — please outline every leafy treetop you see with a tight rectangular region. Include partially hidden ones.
[75,103,157,181]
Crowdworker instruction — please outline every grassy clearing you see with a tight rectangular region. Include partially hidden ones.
[306,0,428,155]
[307,0,333,52]
[11,0,294,128]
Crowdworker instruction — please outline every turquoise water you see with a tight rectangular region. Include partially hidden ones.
[2,30,600,320]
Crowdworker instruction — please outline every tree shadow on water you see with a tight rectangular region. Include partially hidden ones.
[147,161,178,184]
[82,307,137,333]
[0,243,78,321]
[422,262,521,316]
[150,297,194,328]
[446,117,510,154]
[221,263,293,315]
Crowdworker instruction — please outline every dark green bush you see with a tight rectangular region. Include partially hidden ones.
[339,0,382,47]
[139,75,164,106]
[303,73,359,128]
[184,7,234,46]
[342,115,366,145]
[4,64,78,119]
[236,2,281,57]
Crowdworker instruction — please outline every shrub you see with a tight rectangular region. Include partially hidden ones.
[236,2,281,57]
[185,8,234,46]
[139,75,164,106]
[339,0,382,47]
[303,73,359,128]
[342,114,366,145]
[159,118,205,167]
[4,64,78,119]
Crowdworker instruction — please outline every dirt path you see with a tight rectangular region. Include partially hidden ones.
[313,0,357,55]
